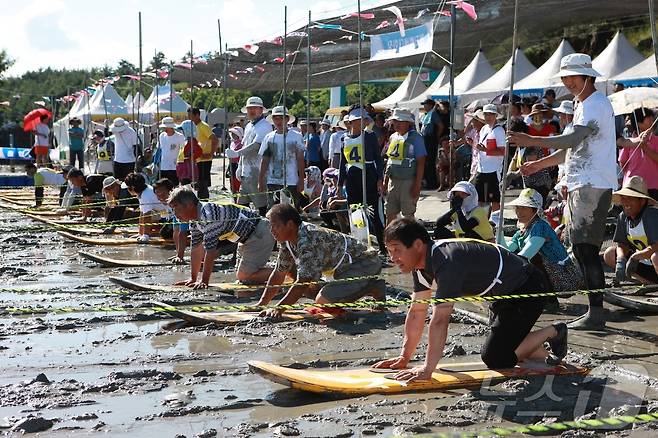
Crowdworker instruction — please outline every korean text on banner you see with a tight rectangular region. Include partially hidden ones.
[369,21,434,62]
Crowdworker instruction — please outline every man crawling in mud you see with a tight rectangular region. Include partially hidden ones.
[373,218,568,381]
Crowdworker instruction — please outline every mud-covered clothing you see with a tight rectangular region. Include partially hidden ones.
[275,222,374,281]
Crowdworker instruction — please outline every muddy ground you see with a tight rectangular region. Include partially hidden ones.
[1,207,658,438]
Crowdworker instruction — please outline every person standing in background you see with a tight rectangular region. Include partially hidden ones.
[33,114,50,166]
[187,107,218,200]
[419,98,443,190]
[110,117,138,180]
[68,117,85,169]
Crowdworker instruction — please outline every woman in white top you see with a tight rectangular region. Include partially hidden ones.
[124,172,168,242]
[33,114,50,166]
[110,117,139,180]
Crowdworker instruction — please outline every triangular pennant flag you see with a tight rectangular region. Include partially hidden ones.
[341,12,375,20]
[243,44,260,55]
[448,1,478,20]
[376,20,390,30]
[415,8,430,19]
[383,6,405,36]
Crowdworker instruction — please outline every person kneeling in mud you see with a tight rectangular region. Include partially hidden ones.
[168,187,275,289]
[373,218,568,381]
[257,203,386,319]
[603,176,658,285]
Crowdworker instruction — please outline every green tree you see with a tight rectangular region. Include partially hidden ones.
[149,51,167,71]
[0,49,14,79]
[115,59,137,76]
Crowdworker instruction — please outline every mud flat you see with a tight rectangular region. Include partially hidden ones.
[1,208,658,437]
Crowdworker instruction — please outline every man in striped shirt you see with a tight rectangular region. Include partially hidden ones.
[168,187,275,289]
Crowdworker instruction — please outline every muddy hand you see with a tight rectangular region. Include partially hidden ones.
[372,356,409,369]
[394,366,433,382]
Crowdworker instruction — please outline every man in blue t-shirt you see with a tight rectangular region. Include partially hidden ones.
[68,117,85,168]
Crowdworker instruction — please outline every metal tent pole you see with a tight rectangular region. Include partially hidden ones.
[650,0,658,76]
[283,6,288,194]
[357,0,370,248]
[448,3,456,187]
[218,19,227,191]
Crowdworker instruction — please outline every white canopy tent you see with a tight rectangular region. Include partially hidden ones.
[593,32,645,80]
[426,50,496,102]
[399,66,450,108]
[612,55,658,87]
[124,92,133,107]
[127,92,145,113]
[460,48,537,105]
[514,39,575,97]
[371,70,429,109]
[140,85,190,123]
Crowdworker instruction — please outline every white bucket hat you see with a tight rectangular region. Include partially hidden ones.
[554,53,601,78]
[508,188,544,210]
[266,105,296,124]
[241,96,266,113]
[482,104,501,117]
[337,114,350,130]
[386,108,415,123]
[346,108,372,122]
[159,116,176,129]
[110,117,129,133]
[554,100,574,115]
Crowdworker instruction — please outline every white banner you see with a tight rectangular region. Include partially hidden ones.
[369,21,434,62]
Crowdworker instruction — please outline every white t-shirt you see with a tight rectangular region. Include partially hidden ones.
[258,130,305,186]
[34,123,49,147]
[240,117,273,179]
[329,131,345,157]
[138,186,168,214]
[158,131,186,171]
[476,124,506,174]
[565,91,617,191]
[113,127,139,164]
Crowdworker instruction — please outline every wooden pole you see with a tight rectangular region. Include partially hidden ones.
[218,19,227,190]
[307,10,311,130]
[496,0,520,243]
[283,6,288,191]
[448,2,457,188]
[357,0,370,248]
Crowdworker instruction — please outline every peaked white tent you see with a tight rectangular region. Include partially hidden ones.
[400,66,449,108]
[612,55,658,86]
[127,92,145,112]
[460,48,537,104]
[372,71,429,109]
[124,92,133,107]
[428,50,496,101]
[140,85,190,123]
[514,39,575,95]
[592,32,645,80]
[80,83,129,122]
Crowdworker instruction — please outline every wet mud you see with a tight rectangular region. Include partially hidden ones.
[1,208,658,437]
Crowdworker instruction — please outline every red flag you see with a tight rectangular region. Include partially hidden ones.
[310,45,320,52]
[341,12,375,20]
[449,1,478,21]
[267,36,283,46]
[438,10,451,17]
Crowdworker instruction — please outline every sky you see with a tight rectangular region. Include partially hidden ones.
[1,0,396,77]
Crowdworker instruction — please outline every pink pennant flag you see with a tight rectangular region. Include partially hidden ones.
[341,12,375,20]
[376,20,390,30]
[267,36,283,46]
[254,65,266,72]
[122,74,141,80]
[175,62,193,69]
[157,69,169,79]
[383,6,405,36]
[243,44,260,55]
[273,57,285,63]
[438,10,451,17]
[449,1,478,20]
[310,45,320,52]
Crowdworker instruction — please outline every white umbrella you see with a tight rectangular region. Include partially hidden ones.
[608,87,658,115]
